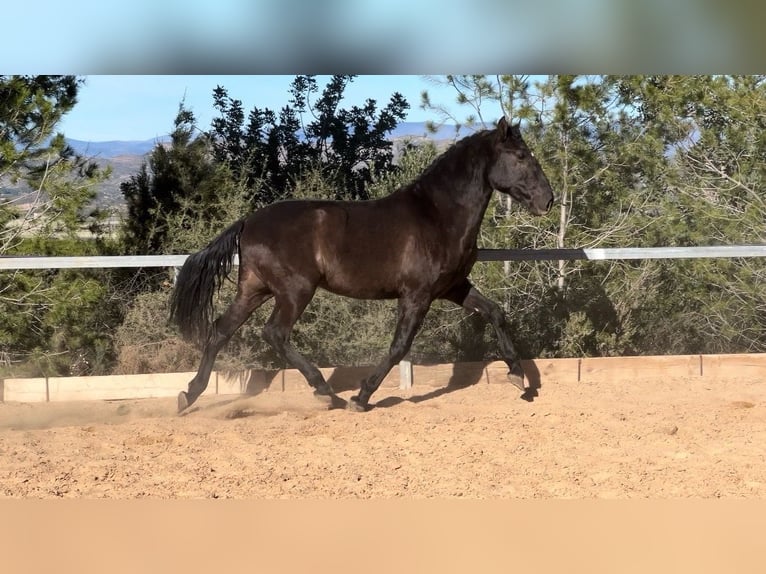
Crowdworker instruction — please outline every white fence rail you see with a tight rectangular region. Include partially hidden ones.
[0,255,188,270]
[477,245,766,261]
[2,246,766,270]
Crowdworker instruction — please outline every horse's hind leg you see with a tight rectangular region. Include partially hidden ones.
[348,294,431,412]
[179,278,272,413]
[442,280,526,391]
[261,287,337,404]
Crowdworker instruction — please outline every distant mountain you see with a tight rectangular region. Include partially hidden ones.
[65,137,171,158]
[91,154,149,208]
[63,122,463,159]
[388,122,462,140]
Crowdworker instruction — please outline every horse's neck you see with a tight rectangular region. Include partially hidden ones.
[415,155,493,244]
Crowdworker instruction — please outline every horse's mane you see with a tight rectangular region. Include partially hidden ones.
[411,127,496,192]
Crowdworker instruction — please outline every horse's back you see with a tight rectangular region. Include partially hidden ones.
[239,196,444,298]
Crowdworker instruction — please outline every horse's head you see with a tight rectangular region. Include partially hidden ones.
[488,117,554,216]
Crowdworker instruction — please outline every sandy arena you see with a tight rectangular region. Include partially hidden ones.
[1,374,765,498]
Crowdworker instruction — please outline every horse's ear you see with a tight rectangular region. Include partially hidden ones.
[497,116,511,140]
[510,121,522,140]
[497,116,520,141]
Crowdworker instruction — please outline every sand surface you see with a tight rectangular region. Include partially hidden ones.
[1,375,765,498]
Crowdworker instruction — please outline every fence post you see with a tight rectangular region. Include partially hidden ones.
[399,360,412,389]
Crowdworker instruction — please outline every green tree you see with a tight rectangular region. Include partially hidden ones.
[120,103,248,255]
[209,75,409,203]
[0,75,114,375]
[608,75,766,353]
[1,75,108,250]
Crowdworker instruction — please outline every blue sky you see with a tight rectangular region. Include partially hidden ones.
[6,3,755,78]
[58,76,465,142]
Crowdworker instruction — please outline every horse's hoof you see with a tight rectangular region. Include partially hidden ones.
[346,396,368,412]
[177,391,189,414]
[313,390,348,409]
[507,368,526,391]
[313,390,333,405]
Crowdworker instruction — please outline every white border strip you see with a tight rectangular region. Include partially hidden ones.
[2,245,766,270]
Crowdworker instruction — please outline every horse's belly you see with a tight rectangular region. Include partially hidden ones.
[319,271,400,300]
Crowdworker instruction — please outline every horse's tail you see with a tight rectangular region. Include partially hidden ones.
[169,219,245,346]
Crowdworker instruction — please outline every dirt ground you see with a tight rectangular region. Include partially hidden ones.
[1,374,765,498]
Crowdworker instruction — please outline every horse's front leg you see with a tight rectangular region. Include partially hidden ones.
[442,280,526,391]
[348,294,432,412]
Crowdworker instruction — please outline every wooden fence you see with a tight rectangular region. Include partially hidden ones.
[3,354,765,403]
[2,246,765,404]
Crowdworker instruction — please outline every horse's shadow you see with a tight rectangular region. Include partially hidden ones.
[359,360,542,410]
[185,362,542,416]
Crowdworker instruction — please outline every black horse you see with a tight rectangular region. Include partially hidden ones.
[170,117,554,413]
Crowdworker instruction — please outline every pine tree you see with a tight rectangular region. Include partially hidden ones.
[1,75,108,250]
[0,75,114,376]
